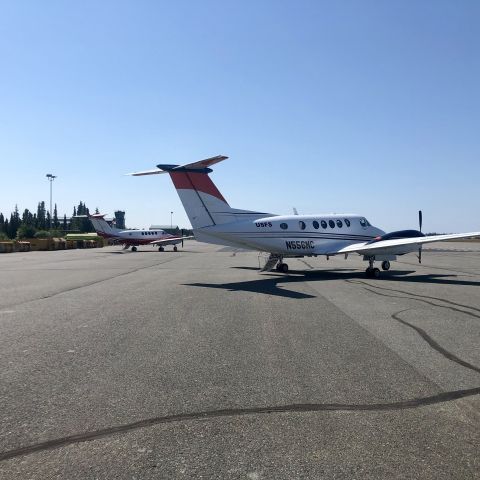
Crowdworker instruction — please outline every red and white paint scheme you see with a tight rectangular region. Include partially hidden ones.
[129,155,480,277]
[88,214,192,252]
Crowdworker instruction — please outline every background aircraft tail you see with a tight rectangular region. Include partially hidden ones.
[130,156,272,229]
[88,214,123,237]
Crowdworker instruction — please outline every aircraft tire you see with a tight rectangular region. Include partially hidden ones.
[159,247,164,252]
[366,266,380,278]
[279,263,289,273]
[131,246,137,252]
[174,246,178,252]
[381,260,390,271]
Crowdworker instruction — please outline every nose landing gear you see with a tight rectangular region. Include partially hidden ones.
[275,262,289,273]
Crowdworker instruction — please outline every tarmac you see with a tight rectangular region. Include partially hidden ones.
[0,241,479,479]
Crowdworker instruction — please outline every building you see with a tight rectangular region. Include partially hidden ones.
[114,211,126,229]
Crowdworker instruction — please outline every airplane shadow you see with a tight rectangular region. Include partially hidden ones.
[104,250,199,255]
[184,268,480,299]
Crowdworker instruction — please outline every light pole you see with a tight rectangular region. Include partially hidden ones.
[46,174,57,229]
[170,211,173,230]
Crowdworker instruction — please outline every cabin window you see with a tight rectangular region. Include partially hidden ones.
[344,219,351,227]
[321,220,327,229]
[313,220,319,229]
[280,223,288,230]
[299,221,306,230]
[336,219,343,228]
[329,220,335,228]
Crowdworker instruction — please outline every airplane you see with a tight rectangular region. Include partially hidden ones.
[85,213,192,252]
[129,155,480,277]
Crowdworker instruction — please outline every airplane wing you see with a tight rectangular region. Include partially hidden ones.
[149,235,194,246]
[333,232,480,256]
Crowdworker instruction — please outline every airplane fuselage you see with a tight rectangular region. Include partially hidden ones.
[98,229,181,246]
[196,214,393,256]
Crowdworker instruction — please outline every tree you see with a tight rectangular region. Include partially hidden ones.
[22,208,34,225]
[36,201,46,230]
[63,214,67,231]
[53,204,59,228]
[8,205,21,239]
[16,224,37,239]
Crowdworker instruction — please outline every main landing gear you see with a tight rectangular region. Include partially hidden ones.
[365,258,391,277]
[365,257,380,278]
[131,246,137,252]
[158,246,178,252]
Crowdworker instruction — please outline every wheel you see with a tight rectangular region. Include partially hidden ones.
[381,260,390,271]
[173,246,178,252]
[366,267,372,277]
[131,246,137,252]
[158,246,164,252]
[279,263,289,273]
[372,268,380,278]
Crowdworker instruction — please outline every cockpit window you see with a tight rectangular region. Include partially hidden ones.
[329,220,335,228]
[359,218,368,227]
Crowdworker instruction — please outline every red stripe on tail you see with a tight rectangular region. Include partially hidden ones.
[169,172,227,203]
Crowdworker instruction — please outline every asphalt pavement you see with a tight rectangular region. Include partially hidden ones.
[0,241,479,479]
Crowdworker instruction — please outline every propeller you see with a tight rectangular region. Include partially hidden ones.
[418,210,423,263]
[181,229,184,248]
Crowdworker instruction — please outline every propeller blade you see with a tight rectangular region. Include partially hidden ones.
[418,210,423,233]
[418,246,422,264]
[181,229,184,248]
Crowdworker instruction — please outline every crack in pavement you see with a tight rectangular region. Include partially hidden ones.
[347,281,480,373]
[347,280,480,320]
[391,309,480,374]
[1,387,479,462]
[0,257,181,310]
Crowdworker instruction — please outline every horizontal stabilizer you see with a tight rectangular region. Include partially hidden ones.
[127,155,228,176]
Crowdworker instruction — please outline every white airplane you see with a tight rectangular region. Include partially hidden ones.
[129,156,480,277]
[87,213,191,252]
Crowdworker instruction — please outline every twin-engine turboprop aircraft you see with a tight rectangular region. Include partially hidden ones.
[129,156,480,277]
[87,214,191,252]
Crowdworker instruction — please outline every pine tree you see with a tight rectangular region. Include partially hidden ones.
[53,204,59,228]
[9,205,21,238]
[36,201,46,229]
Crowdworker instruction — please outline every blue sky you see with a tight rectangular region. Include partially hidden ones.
[0,0,479,232]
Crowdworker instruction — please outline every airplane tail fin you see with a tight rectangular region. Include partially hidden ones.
[88,214,121,238]
[129,155,270,229]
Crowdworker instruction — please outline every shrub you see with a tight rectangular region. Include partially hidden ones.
[16,225,37,239]
[34,230,51,238]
